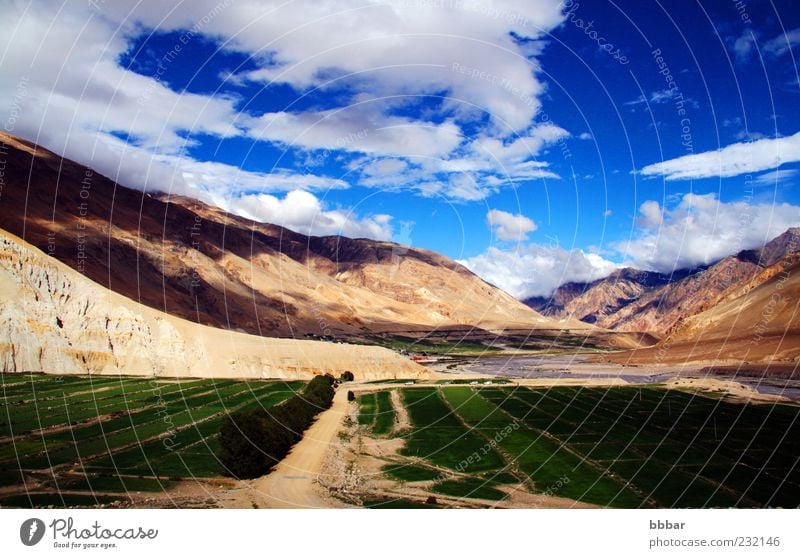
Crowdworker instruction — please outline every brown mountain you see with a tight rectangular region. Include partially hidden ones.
[606,252,800,364]
[525,268,687,325]
[526,228,800,335]
[0,131,586,341]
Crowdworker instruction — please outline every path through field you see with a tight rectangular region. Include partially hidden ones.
[250,389,349,508]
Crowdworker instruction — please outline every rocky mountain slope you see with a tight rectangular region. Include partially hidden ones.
[0,131,584,340]
[525,268,687,324]
[606,252,800,364]
[526,228,800,335]
[0,230,427,380]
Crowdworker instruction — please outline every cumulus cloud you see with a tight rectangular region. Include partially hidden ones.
[203,0,565,132]
[0,1,402,240]
[0,0,571,216]
[636,200,664,228]
[614,193,800,272]
[249,106,462,158]
[459,244,618,299]
[487,210,537,242]
[640,132,800,180]
[461,193,800,299]
[357,124,567,200]
[224,190,394,240]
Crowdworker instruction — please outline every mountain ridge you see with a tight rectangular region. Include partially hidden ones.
[0,130,587,342]
[526,227,800,335]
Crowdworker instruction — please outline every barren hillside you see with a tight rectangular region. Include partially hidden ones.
[0,230,427,380]
[0,131,584,340]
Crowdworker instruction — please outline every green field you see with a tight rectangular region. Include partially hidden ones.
[0,373,304,507]
[357,391,396,436]
[373,386,800,507]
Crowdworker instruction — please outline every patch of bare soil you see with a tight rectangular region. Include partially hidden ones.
[666,377,790,404]
[313,388,596,509]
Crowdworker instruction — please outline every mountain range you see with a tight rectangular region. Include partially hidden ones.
[1,130,797,370]
[526,228,800,335]
[0,131,588,345]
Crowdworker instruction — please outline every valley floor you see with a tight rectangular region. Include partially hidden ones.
[2,359,799,509]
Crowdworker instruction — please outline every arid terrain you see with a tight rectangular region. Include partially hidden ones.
[0,131,587,342]
[1,132,798,510]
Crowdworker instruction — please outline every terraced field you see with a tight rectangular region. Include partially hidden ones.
[369,386,800,508]
[0,373,304,508]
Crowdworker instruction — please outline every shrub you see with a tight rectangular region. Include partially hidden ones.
[340,371,355,382]
[219,375,336,479]
[347,390,355,402]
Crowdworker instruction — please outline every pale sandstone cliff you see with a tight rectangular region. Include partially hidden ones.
[0,231,427,380]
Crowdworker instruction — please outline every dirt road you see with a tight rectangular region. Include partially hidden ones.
[249,389,349,508]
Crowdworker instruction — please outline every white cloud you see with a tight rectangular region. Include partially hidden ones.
[763,27,800,57]
[248,106,462,158]
[733,30,757,61]
[614,193,800,272]
[347,123,566,200]
[464,194,800,298]
[733,27,800,62]
[225,190,394,240]
[459,244,618,299]
[215,0,564,133]
[470,124,570,166]
[753,168,799,186]
[173,159,350,195]
[0,0,571,212]
[487,209,537,242]
[637,200,664,228]
[0,1,397,240]
[640,132,800,180]
[83,0,566,134]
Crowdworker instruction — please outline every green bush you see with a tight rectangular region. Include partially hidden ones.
[219,375,335,479]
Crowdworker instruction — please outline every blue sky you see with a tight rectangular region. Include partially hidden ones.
[2,0,799,297]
